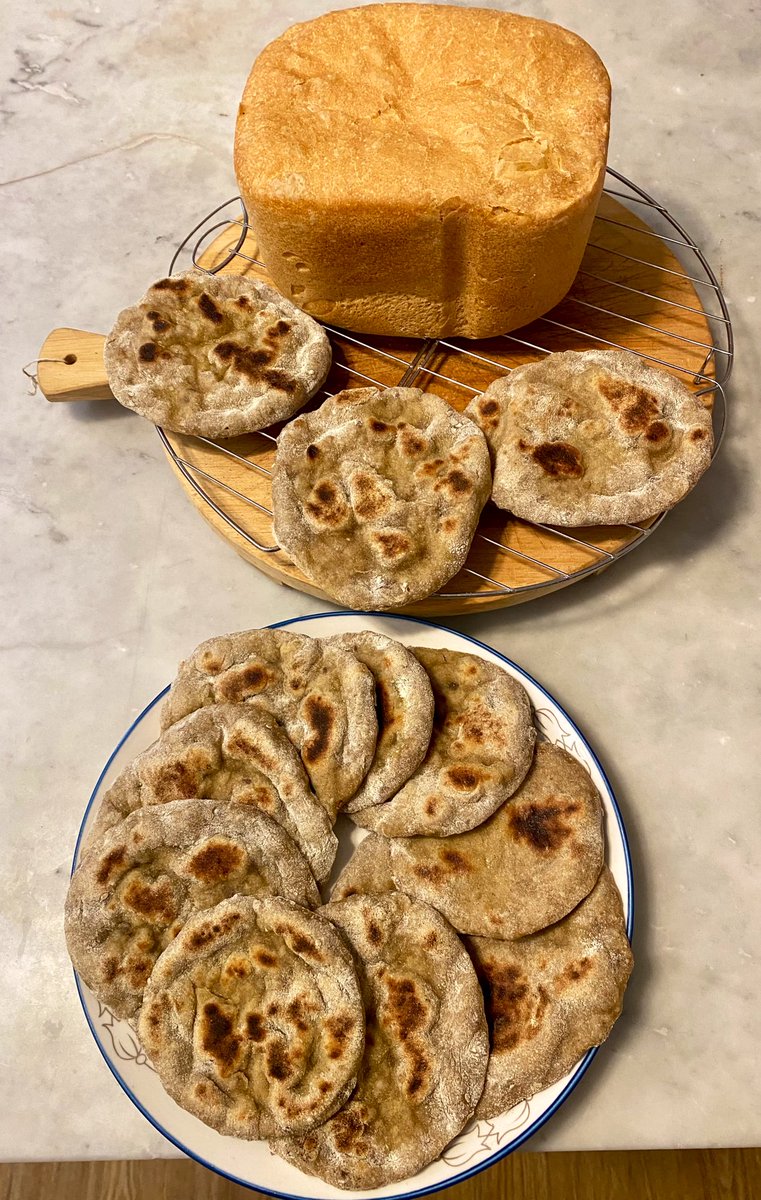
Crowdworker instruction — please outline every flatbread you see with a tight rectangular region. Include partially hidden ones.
[138,896,364,1139]
[353,648,535,836]
[389,742,604,937]
[89,704,336,883]
[104,270,331,436]
[330,833,395,902]
[271,893,488,1189]
[466,348,713,525]
[161,627,377,818]
[271,386,491,609]
[65,798,320,1019]
[325,632,435,813]
[468,867,633,1118]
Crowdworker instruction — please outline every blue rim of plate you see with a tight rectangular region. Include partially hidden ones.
[72,610,634,1200]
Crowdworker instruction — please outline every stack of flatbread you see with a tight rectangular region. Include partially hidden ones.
[65,625,633,1191]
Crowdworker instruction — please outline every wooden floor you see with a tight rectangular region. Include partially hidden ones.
[1,1152,759,1200]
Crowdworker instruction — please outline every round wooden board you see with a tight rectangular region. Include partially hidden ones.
[162,192,720,616]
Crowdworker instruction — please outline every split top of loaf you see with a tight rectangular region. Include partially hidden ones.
[235,5,610,215]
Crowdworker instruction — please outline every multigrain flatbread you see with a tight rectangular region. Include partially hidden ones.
[138,897,364,1140]
[330,833,394,901]
[353,648,535,836]
[468,867,633,1118]
[65,799,320,1019]
[271,893,488,1189]
[330,845,632,1121]
[90,704,336,883]
[466,349,713,525]
[161,628,377,818]
[389,743,604,937]
[271,386,491,609]
[104,271,331,436]
[326,631,435,813]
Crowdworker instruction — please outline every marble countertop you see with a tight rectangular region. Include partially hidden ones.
[2,0,759,1166]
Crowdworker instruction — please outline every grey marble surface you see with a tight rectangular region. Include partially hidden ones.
[1,0,759,1165]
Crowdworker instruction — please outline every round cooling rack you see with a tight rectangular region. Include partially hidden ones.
[71,612,633,1200]
[158,167,733,616]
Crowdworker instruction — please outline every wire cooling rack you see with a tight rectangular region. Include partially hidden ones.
[158,167,733,608]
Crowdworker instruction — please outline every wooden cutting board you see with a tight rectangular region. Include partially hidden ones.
[38,192,722,615]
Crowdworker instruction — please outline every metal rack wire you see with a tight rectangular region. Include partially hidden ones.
[160,167,733,603]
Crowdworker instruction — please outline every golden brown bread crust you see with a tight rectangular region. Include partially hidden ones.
[64,798,320,1019]
[235,5,610,338]
[271,893,488,1189]
[466,350,714,525]
[138,896,365,1140]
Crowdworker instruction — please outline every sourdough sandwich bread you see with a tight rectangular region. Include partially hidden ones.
[234,4,610,338]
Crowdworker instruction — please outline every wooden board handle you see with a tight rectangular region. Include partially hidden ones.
[37,328,112,402]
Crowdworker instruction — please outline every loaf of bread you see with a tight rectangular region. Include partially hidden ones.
[234,5,610,340]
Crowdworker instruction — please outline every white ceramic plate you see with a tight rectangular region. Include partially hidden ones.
[72,612,633,1200]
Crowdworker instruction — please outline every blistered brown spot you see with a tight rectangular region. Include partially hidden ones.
[369,418,393,434]
[218,661,275,702]
[215,340,272,374]
[478,961,532,1052]
[645,420,670,444]
[305,479,349,526]
[271,320,291,336]
[123,876,177,924]
[399,427,426,455]
[332,1106,370,1154]
[384,976,427,1039]
[376,680,397,735]
[413,861,444,883]
[200,1002,242,1072]
[439,848,472,874]
[266,1040,293,1081]
[254,948,278,968]
[351,471,391,520]
[424,797,438,816]
[508,799,580,852]
[557,956,593,989]
[286,996,314,1031]
[441,516,458,532]
[153,277,189,293]
[96,846,127,886]
[200,652,224,673]
[235,296,250,308]
[532,442,584,478]
[263,367,295,393]
[246,1012,266,1041]
[102,956,120,983]
[138,342,156,363]
[479,398,499,417]
[186,911,241,950]
[302,693,334,765]
[318,1079,332,1094]
[417,457,445,477]
[437,468,472,496]
[325,1013,356,1059]
[277,923,324,961]
[372,530,412,560]
[306,444,319,460]
[198,292,224,323]
[598,377,661,434]
[421,930,438,950]
[127,956,153,989]
[446,765,483,791]
[224,956,249,978]
[405,1041,432,1099]
[153,758,204,801]
[691,427,707,441]
[151,317,169,333]
[188,839,245,883]
[364,915,383,946]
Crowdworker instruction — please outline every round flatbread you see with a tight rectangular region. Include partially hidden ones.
[353,648,535,837]
[325,631,435,813]
[104,270,331,436]
[271,893,488,1190]
[89,704,337,883]
[465,348,713,525]
[330,832,395,901]
[271,386,492,609]
[65,798,320,1019]
[468,867,633,1118]
[389,742,604,937]
[138,896,364,1139]
[160,627,377,818]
